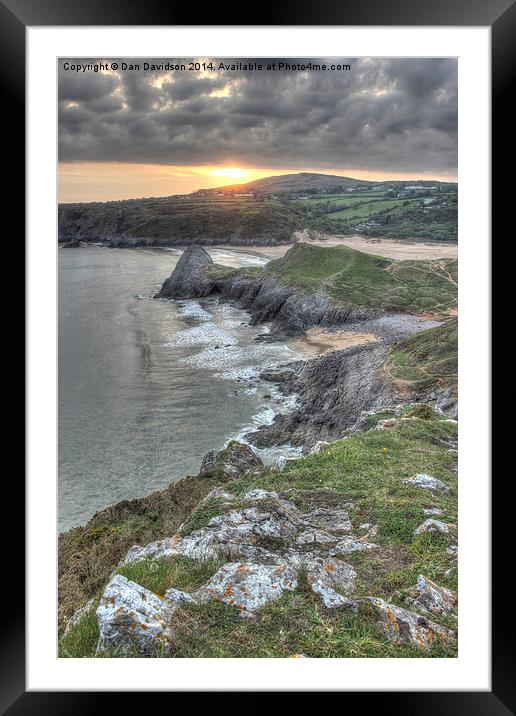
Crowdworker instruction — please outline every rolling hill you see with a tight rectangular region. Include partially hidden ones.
[59,172,458,246]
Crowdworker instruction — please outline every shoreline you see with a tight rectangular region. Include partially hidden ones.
[58,243,454,530]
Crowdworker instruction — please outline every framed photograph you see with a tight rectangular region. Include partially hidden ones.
[7,0,507,707]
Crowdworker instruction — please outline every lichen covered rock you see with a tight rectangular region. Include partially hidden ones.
[403,473,451,494]
[199,441,264,479]
[195,562,298,616]
[96,575,176,656]
[413,518,455,536]
[306,558,357,610]
[411,575,456,615]
[367,597,456,650]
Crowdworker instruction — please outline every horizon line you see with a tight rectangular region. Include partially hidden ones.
[58,166,458,205]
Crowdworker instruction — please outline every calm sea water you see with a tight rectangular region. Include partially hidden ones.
[58,246,304,532]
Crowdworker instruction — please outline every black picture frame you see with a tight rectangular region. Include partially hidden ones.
[6,0,508,709]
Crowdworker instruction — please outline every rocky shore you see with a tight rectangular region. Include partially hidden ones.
[155,245,457,448]
[155,245,378,334]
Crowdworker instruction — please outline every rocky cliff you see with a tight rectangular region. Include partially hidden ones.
[155,245,379,335]
[155,246,457,447]
[156,243,457,336]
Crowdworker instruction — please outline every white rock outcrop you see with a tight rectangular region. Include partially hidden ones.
[195,562,298,616]
[306,558,357,611]
[96,575,178,656]
[403,473,451,494]
[413,519,456,536]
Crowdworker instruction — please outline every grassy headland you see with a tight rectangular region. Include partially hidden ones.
[208,243,458,316]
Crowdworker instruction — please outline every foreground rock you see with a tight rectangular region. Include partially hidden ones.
[95,481,455,655]
[196,562,298,616]
[306,558,357,610]
[96,575,177,656]
[199,441,265,479]
[403,473,451,494]
[410,575,456,616]
[413,519,455,536]
[155,245,213,298]
[367,597,456,650]
[122,489,369,569]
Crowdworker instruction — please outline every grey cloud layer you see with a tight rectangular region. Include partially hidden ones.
[58,58,457,174]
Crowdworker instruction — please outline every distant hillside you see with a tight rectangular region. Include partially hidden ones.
[59,172,458,246]
[197,172,368,196]
[58,196,332,247]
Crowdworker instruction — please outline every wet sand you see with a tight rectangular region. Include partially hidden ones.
[289,329,379,357]
[214,236,458,262]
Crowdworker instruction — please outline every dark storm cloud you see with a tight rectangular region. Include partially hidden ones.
[58,58,457,174]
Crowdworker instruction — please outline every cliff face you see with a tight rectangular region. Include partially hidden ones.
[250,342,390,447]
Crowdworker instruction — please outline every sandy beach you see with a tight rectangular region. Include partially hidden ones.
[289,328,379,357]
[214,235,458,262]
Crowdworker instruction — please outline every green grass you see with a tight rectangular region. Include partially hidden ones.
[328,199,420,221]
[387,318,458,390]
[60,412,458,658]
[261,243,457,314]
[61,573,456,659]
[58,607,99,658]
[162,591,455,658]
[118,555,222,596]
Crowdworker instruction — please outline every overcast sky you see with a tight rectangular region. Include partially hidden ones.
[58,58,457,201]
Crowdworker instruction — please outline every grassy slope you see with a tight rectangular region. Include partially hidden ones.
[60,411,458,658]
[386,318,458,391]
[263,243,457,314]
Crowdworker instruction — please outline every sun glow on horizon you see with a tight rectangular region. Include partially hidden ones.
[209,167,249,180]
[58,161,457,203]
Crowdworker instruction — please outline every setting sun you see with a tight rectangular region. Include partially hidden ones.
[210,167,249,179]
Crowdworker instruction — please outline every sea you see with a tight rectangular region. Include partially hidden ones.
[58,245,306,532]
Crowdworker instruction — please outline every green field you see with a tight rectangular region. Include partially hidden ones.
[327,199,421,221]
[295,184,457,241]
